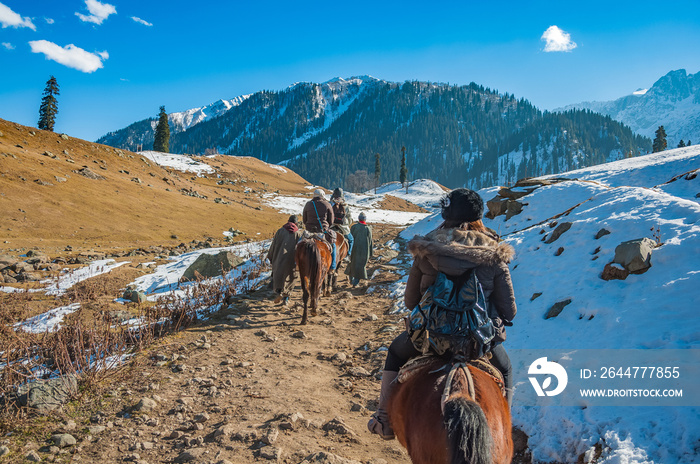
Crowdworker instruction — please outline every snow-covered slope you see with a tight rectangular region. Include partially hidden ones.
[401,147,700,463]
[559,69,700,147]
[167,96,250,134]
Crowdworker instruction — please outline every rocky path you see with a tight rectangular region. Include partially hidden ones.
[3,226,411,464]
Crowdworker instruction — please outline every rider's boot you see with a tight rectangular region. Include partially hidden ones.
[367,370,398,440]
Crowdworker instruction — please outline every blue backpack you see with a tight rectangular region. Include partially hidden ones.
[407,269,495,359]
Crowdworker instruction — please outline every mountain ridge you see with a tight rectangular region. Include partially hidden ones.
[97,77,651,190]
[557,69,700,146]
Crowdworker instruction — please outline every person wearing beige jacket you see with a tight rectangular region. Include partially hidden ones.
[368,188,517,440]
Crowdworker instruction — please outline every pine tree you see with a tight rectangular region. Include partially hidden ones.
[652,126,667,153]
[38,76,60,132]
[153,106,170,153]
[399,146,408,189]
[678,140,686,148]
[374,152,381,194]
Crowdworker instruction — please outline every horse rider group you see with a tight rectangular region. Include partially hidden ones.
[268,187,370,304]
[268,186,517,444]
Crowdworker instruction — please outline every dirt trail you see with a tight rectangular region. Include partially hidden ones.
[1,226,410,464]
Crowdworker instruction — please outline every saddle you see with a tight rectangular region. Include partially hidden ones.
[397,354,505,399]
[300,231,332,252]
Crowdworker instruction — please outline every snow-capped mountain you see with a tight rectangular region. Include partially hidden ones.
[97,95,250,151]
[558,69,700,147]
[98,76,650,190]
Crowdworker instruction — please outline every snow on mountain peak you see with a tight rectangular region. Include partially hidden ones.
[632,88,648,95]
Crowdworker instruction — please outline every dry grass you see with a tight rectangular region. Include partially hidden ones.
[0,118,312,256]
[0,246,270,420]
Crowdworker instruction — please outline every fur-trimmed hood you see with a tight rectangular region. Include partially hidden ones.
[407,228,515,269]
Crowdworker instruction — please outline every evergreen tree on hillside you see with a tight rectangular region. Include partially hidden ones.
[153,106,170,153]
[399,146,408,188]
[38,76,60,132]
[678,140,686,148]
[374,152,381,193]
[652,126,667,153]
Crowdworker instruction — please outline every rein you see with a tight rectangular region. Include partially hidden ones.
[439,362,475,414]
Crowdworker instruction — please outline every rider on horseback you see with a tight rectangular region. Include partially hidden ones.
[331,187,353,257]
[368,188,517,440]
[302,188,337,270]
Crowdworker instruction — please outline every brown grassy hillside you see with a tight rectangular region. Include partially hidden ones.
[0,118,313,256]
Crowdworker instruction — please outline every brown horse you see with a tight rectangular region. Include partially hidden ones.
[326,231,349,295]
[388,359,513,464]
[295,236,332,325]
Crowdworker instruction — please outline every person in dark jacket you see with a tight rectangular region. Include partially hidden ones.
[345,212,372,286]
[302,189,337,269]
[367,188,517,440]
[267,215,304,305]
[331,187,353,256]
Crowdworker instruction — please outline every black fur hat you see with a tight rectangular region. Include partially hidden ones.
[440,188,484,223]
[288,215,298,224]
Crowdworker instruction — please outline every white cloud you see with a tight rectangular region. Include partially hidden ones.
[75,0,116,25]
[45,17,54,24]
[29,40,108,73]
[0,2,36,30]
[131,16,152,27]
[541,25,577,52]
[2,42,15,50]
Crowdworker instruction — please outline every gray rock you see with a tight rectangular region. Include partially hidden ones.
[594,228,611,239]
[75,167,104,180]
[613,238,655,273]
[601,263,629,281]
[291,331,306,339]
[505,200,524,220]
[134,397,157,411]
[485,196,509,219]
[123,289,147,303]
[258,446,282,461]
[16,375,78,414]
[25,450,42,462]
[322,417,356,436]
[87,425,106,434]
[181,251,244,282]
[174,448,206,463]
[545,299,573,319]
[0,446,9,457]
[51,433,76,448]
[545,222,572,244]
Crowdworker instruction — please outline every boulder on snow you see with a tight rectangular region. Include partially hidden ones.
[181,251,244,282]
[545,299,572,319]
[544,222,572,244]
[601,262,630,281]
[613,238,655,273]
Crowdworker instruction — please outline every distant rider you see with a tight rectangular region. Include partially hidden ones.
[267,215,303,306]
[331,187,353,256]
[302,189,337,270]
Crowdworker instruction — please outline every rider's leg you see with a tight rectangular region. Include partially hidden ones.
[346,232,354,255]
[490,344,513,406]
[331,242,337,270]
[368,331,420,439]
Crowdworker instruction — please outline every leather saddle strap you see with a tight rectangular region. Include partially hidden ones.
[440,362,475,414]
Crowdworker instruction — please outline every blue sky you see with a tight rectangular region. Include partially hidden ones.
[1,0,699,142]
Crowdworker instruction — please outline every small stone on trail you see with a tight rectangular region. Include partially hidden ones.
[52,433,76,448]
[135,397,157,411]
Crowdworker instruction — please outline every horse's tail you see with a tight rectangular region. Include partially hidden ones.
[301,239,322,293]
[443,397,493,464]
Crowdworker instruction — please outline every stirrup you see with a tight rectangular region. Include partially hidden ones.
[367,412,395,440]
